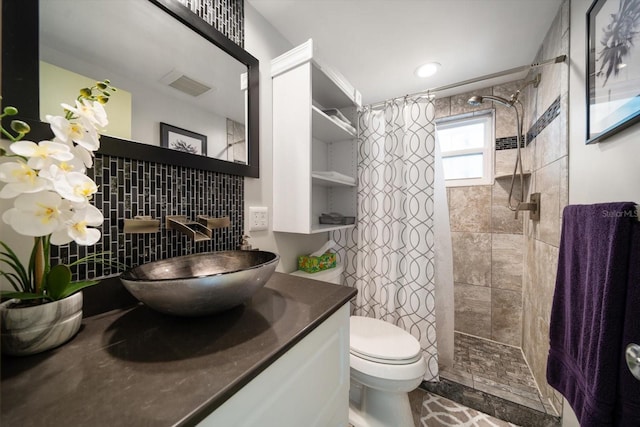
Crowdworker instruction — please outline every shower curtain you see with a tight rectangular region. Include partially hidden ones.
[333,96,454,381]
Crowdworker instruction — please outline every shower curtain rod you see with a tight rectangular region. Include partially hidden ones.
[364,54,566,110]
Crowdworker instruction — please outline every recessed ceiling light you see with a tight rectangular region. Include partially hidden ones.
[415,62,441,78]
[617,62,627,69]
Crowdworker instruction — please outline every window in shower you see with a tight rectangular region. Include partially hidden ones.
[436,111,494,187]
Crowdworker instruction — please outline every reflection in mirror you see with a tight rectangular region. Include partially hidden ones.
[39,0,248,164]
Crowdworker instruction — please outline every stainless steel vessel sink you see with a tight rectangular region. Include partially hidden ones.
[120,251,280,316]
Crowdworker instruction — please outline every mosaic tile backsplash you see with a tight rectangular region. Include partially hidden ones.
[50,154,245,281]
[50,0,246,282]
[176,0,244,47]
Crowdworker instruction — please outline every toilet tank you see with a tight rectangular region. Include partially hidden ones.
[290,264,344,285]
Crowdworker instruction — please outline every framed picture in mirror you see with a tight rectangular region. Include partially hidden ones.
[160,122,207,156]
[586,0,640,144]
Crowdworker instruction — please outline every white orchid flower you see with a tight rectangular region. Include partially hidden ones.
[61,99,108,129]
[46,114,100,152]
[39,158,87,183]
[71,145,94,169]
[53,171,99,204]
[10,140,74,170]
[0,162,50,198]
[3,191,72,237]
[51,204,103,246]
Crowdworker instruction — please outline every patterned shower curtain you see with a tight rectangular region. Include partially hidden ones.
[334,96,444,381]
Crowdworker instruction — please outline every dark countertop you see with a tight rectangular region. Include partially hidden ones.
[1,272,356,427]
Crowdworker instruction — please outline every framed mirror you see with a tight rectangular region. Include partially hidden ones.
[1,0,260,177]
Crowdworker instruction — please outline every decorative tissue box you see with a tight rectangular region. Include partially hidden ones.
[297,251,336,273]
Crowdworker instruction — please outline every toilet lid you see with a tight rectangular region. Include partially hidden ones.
[350,316,422,365]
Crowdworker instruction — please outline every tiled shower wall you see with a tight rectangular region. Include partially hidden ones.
[440,0,569,414]
[436,80,529,348]
[521,1,569,414]
[50,0,246,281]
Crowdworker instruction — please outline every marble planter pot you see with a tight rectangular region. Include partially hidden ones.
[1,292,83,356]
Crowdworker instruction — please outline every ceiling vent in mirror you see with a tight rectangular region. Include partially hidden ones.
[160,69,214,97]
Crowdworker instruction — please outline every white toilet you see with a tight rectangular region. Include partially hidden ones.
[291,264,427,427]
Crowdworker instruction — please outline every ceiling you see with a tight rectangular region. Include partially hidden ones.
[247,0,564,105]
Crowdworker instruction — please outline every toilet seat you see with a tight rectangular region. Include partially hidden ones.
[350,316,422,365]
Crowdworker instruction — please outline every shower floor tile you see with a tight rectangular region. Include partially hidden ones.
[440,332,547,413]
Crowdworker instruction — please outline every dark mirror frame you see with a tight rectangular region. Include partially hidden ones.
[1,0,260,178]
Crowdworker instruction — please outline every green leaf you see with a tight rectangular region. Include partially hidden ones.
[0,241,30,290]
[58,280,99,300]
[0,272,23,292]
[46,264,72,300]
[0,291,47,302]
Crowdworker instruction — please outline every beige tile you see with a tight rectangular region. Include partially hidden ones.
[535,160,561,247]
[474,376,544,412]
[535,241,559,309]
[493,79,525,100]
[524,171,537,239]
[452,232,492,287]
[537,118,566,168]
[493,80,524,139]
[495,149,517,178]
[454,283,491,339]
[522,239,560,408]
[561,0,570,37]
[559,155,568,221]
[435,96,451,119]
[492,179,524,234]
[449,186,492,232]
[450,88,492,116]
[521,144,533,173]
[522,80,538,133]
[491,234,523,291]
[535,11,563,116]
[440,369,474,387]
[491,288,522,346]
[522,235,536,308]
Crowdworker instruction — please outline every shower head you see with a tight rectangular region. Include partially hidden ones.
[467,94,514,107]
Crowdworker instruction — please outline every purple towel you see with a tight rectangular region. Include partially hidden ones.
[547,202,640,426]
[616,217,640,426]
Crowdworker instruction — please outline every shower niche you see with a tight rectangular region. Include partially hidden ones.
[271,39,361,234]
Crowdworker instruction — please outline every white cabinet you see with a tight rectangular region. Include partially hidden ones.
[198,304,351,427]
[272,39,361,234]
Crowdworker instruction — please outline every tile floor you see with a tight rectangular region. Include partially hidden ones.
[422,332,561,427]
[442,332,550,413]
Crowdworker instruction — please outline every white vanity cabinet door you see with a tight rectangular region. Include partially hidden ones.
[198,304,350,427]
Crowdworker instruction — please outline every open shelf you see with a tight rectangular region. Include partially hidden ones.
[312,106,356,142]
[494,171,532,180]
[311,172,356,187]
[272,39,359,234]
[310,223,356,234]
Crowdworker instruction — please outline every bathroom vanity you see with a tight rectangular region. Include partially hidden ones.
[0,273,356,426]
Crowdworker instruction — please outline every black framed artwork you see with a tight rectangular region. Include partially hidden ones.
[586,0,640,143]
[160,122,207,156]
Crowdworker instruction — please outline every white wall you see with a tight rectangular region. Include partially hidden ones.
[244,3,329,272]
[570,0,640,204]
[562,0,640,424]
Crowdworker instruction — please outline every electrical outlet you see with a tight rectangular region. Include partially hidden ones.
[249,206,268,231]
